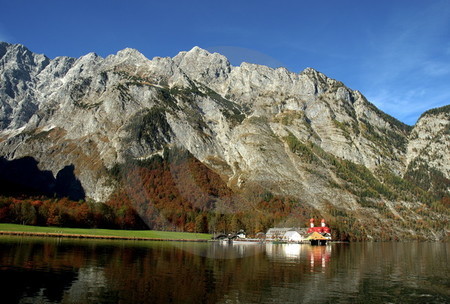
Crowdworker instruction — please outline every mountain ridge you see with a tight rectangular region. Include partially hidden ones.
[0,42,448,240]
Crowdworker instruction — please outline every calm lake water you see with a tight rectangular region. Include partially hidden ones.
[0,236,448,304]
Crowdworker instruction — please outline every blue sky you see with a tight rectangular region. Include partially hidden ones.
[1,0,449,125]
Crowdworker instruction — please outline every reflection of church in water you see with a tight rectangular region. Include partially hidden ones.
[308,245,331,270]
[265,243,332,271]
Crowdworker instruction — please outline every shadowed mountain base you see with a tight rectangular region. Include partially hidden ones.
[0,157,85,201]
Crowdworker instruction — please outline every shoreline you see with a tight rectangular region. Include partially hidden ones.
[0,230,210,242]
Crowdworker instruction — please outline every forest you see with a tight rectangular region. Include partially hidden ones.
[0,147,449,241]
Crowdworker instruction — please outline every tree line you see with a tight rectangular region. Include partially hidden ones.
[1,147,448,241]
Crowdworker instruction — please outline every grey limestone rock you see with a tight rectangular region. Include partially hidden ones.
[0,42,448,231]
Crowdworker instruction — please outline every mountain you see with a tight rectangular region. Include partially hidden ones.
[405,106,450,198]
[0,42,448,240]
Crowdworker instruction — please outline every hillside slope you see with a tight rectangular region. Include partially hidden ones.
[0,42,448,240]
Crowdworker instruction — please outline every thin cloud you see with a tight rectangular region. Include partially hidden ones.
[0,24,11,42]
[278,39,349,61]
[363,1,449,77]
[366,87,450,125]
[198,25,257,40]
[0,24,13,43]
[358,1,450,124]
[422,61,450,77]
[0,33,7,42]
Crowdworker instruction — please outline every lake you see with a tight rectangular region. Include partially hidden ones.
[0,236,448,303]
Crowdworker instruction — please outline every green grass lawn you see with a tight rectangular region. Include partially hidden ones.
[0,223,212,240]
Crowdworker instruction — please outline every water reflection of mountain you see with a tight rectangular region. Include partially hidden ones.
[0,237,448,303]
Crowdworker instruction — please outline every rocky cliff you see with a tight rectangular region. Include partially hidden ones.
[0,42,448,239]
[405,105,450,198]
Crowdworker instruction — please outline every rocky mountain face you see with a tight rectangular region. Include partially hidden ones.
[0,42,448,239]
[405,106,450,198]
